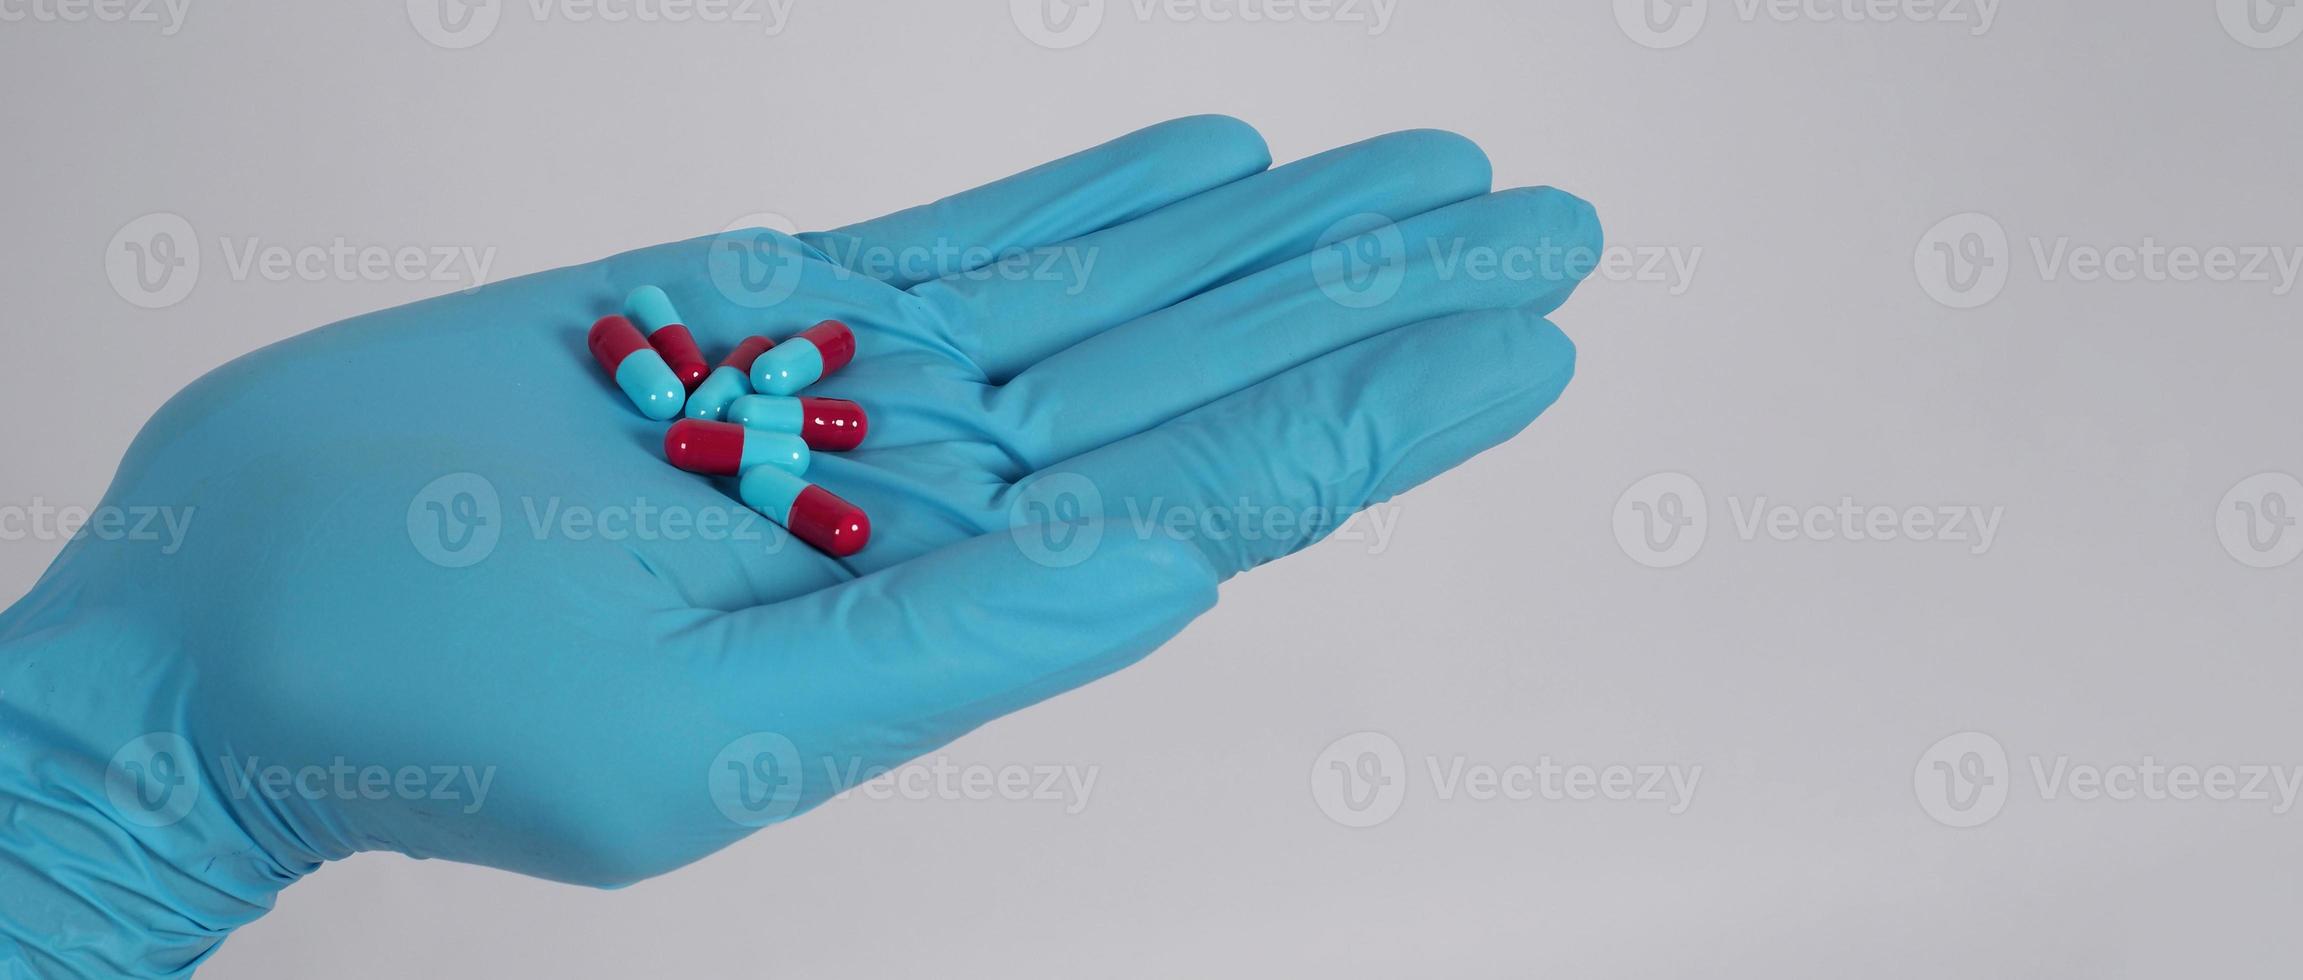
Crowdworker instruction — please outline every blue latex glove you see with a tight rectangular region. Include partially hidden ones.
[0,116,1598,977]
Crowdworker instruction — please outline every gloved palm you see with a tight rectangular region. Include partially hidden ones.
[0,116,1597,976]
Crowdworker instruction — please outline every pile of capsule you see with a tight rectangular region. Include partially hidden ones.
[587,286,872,557]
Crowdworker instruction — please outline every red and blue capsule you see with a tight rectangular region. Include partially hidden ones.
[725,395,868,451]
[750,320,856,395]
[685,336,776,421]
[587,315,686,421]
[663,419,809,477]
[626,285,710,392]
[739,466,871,557]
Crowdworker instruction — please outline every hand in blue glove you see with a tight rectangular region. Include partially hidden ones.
[0,116,1598,977]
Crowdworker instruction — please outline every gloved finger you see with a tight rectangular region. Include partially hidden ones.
[919,129,1494,380]
[796,115,1272,290]
[674,523,1216,748]
[592,225,905,327]
[1011,305,1576,580]
[991,187,1600,469]
[593,233,965,370]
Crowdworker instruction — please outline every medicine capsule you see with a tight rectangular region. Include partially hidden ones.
[587,315,687,421]
[663,419,809,477]
[625,285,710,392]
[750,320,856,396]
[739,466,871,557]
[724,395,869,451]
[685,336,777,421]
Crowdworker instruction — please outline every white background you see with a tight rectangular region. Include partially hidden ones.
[4,1,2302,975]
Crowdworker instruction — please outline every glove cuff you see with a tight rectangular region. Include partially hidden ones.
[0,613,308,977]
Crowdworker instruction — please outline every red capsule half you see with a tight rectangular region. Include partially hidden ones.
[665,419,745,476]
[798,397,868,451]
[587,315,651,374]
[665,419,809,477]
[589,315,687,420]
[788,484,871,557]
[720,335,776,373]
[797,320,856,375]
[649,323,711,392]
